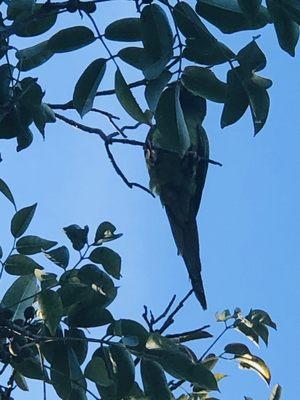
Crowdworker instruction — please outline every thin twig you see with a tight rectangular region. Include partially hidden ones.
[150,294,176,326]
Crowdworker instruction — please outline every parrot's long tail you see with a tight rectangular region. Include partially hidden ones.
[165,208,207,310]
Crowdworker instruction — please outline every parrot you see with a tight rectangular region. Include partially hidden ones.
[145,85,209,309]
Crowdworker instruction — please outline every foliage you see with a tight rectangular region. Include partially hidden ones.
[0,180,280,399]
[0,0,297,398]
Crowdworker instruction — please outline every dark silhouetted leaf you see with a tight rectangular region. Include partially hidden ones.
[140,4,173,79]
[145,70,172,113]
[16,41,54,71]
[115,69,147,122]
[141,358,174,400]
[105,18,141,41]
[14,372,29,391]
[16,235,57,255]
[182,66,227,103]
[48,26,95,53]
[109,343,135,397]
[73,58,106,117]
[1,274,38,320]
[237,40,267,72]
[85,357,113,386]
[94,221,122,244]
[14,4,58,37]
[224,343,251,356]
[65,328,88,365]
[266,0,299,56]
[238,0,262,20]
[118,46,147,70]
[5,254,43,275]
[44,245,70,269]
[63,224,89,251]
[0,177,16,208]
[67,304,113,328]
[38,289,63,335]
[11,356,48,381]
[33,103,56,136]
[89,247,121,279]
[11,203,37,238]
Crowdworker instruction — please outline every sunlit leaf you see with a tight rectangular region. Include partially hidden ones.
[269,384,282,400]
[237,353,271,384]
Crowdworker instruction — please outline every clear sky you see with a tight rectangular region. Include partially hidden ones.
[0,1,299,399]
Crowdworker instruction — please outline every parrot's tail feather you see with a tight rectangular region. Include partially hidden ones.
[165,207,207,310]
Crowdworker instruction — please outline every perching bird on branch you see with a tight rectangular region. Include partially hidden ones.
[145,86,209,309]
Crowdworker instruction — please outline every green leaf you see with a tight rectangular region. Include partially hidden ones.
[73,58,106,117]
[63,224,89,251]
[0,64,13,104]
[14,4,58,37]
[237,40,267,72]
[141,358,174,400]
[38,289,63,336]
[118,47,148,70]
[16,41,54,71]
[16,235,57,255]
[33,103,56,137]
[235,319,259,345]
[5,254,43,275]
[248,309,277,330]
[48,26,95,53]
[246,74,270,135]
[281,0,300,24]
[115,69,147,123]
[221,67,249,128]
[154,85,191,157]
[105,18,142,41]
[85,357,113,386]
[10,203,37,238]
[266,0,299,56]
[89,247,121,279]
[14,372,29,391]
[237,0,262,20]
[109,343,135,398]
[11,356,47,381]
[224,343,251,356]
[140,4,173,79]
[269,384,282,400]
[7,0,34,20]
[195,0,270,33]
[51,346,87,400]
[182,66,227,103]
[67,304,113,328]
[94,221,122,244]
[145,70,172,113]
[1,274,38,320]
[65,328,88,365]
[44,245,70,269]
[34,270,58,290]
[0,177,16,208]
[236,354,271,384]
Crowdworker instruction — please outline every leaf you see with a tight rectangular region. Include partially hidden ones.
[238,0,262,20]
[48,26,95,53]
[14,3,58,37]
[73,58,106,117]
[195,0,270,33]
[141,358,174,400]
[7,0,35,20]
[51,346,87,400]
[33,103,56,136]
[248,309,277,330]
[154,85,191,156]
[224,343,251,355]
[236,353,271,384]
[237,40,267,72]
[105,18,142,41]
[89,247,121,279]
[266,0,299,56]
[63,224,89,251]
[115,69,146,122]
[118,46,148,70]
[221,67,249,128]
[145,70,172,113]
[235,319,260,345]
[85,357,113,386]
[0,177,16,208]
[10,203,37,238]
[44,245,70,269]
[38,289,63,336]
[16,235,57,255]
[11,356,48,381]
[140,4,173,79]
[67,304,113,328]
[94,221,122,244]
[14,372,29,391]
[173,2,235,65]
[34,270,58,290]
[281,0,300,24]
[182,66,227,103]
[246,74,270,135]
[269,384,282,400]
[65,328,88,365]
[5,254,43,276]
[16,41,54,71]
[1,274,38,320]
[107,319,149,348]
[0,64,13,104]
[109,343,135,398]
[16,128,33,152]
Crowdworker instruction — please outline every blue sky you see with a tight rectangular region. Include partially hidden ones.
[0,1,299,399]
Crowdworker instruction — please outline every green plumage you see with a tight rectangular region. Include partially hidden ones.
[146,119,209,309]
